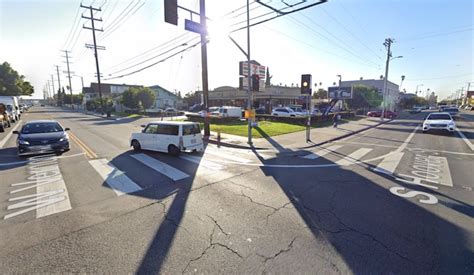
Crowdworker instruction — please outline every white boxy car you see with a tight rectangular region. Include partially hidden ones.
[422,112,456,134]
[130,121,204,155]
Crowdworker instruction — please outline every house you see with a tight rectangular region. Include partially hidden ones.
[148,85,184,109]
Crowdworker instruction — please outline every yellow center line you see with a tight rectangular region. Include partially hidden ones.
[68,132,98,159]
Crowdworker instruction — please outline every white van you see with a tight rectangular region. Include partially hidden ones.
[217,106,242,118]
[0,96,20,121]
[130,121,204,156]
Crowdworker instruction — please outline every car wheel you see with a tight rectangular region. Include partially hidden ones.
[7,120,11,127]
[0,125,4,132]
[168,145,180,156]
[55,151,63,156]
[131,140,141,151]
[422,131,427,133]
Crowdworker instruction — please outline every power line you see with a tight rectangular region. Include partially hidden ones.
[104,40,203,80]
[105,33,193,71]
[97,0,137,40]
[99,0,146,42]
[62,5,82,50]
[320,7,382,61]
[400,27,473,41]
[405,73,473,81]
[287,15,381,68]
[107,37,198,76]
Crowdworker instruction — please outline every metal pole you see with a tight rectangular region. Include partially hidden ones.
[200,0,210,137]
[306,94,311,142]
[247,0,253,145]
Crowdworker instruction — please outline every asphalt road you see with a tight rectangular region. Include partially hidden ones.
[0,107,473,274]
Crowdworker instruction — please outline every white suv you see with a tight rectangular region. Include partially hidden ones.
[422,112,456,134]
[271,107,301,117]
[130,121,204,156]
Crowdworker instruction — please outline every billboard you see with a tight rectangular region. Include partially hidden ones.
[328,86,353,99]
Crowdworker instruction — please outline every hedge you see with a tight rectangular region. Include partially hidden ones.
[186,112,355,126]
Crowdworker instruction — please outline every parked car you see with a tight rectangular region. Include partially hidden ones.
[288,106,307,116]
[422,112,455,134]
[197,106,220,116]
[311,108,321,116]
[409,107,422,114]
[272,107,301,117]
[13,120,70,156]
[130,121,203,156]
[367,110,398,119]
[189,103,204,112]
[164,107,178,115]
[215,106,243,118]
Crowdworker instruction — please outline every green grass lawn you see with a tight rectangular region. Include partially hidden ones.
[208,121,306,138]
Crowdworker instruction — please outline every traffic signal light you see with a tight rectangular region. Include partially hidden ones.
[301,74,312,94]
[251,74,260,92]
[164,0,178,25]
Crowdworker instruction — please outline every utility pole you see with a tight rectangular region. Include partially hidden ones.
[381,38,393,121]
[81,4,105,114]
[246,0,253,145]
[62,50,73,97]
[56,65,62,106]
[50,74,56,104]
[199,0,210,137]
[465,82,472,105]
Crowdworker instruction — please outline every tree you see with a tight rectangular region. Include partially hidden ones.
[265,67,272,87]
[312,88,327,99]
[121,87,155,113]
[0,62,34,96]
[183,91,200,106]
[136,87,156,113]
[345,85,383,110]
[121,88,140,109]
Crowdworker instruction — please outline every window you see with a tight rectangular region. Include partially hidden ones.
[183,124,201,135]
[144,124,158,133]
[156,124,179,135]
[21,122,63,134]
[427,114,451,120]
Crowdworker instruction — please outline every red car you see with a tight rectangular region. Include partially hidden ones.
[367,110,398,119]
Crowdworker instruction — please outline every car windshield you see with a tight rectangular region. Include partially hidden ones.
[21,122,63,134]
[427,114,451,120]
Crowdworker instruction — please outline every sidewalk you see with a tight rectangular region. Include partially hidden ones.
[205,116,391,152]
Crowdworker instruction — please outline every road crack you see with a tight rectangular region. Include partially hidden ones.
[257,237,297,263]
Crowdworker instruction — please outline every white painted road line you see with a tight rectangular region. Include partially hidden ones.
[336,148,372,166]
[130,153,189,181]
[397,125,420,152]
[426,155,453,187]
[89,158,142,196]
[302,145,343,159]
[0,121,22,148]
[372,151,405,175]
[179,154,223,170]
[455,128,474,151]
[204,148,252,163]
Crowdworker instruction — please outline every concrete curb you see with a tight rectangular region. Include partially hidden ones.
[205,118,393,151]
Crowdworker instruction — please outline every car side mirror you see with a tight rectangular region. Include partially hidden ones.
[65,128,70,131]
[13,131,19,134]
[140,124,146,128]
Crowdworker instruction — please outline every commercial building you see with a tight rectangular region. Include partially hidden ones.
[340,79,400,111]
[206,85,304,112]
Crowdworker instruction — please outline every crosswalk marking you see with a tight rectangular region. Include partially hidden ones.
[302,145,343,159]
[89,159,142,196]
[373,151,404,175]
[130,153,189,181]
[203,148,252,163]
[179,154,224,170]
[336,148,372,166]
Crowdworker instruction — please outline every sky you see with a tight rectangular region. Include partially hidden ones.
[1,0,473,101]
